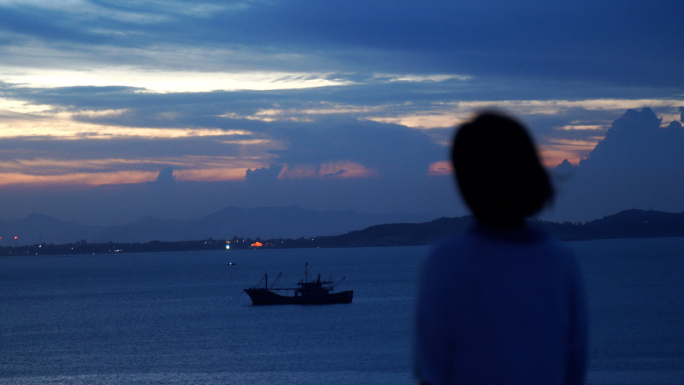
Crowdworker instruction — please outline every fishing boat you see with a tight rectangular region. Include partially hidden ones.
[244,264,353,305]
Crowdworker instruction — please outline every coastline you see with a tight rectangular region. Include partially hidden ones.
[2,209,684,256]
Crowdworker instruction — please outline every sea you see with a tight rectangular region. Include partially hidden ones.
[1,238,683,384]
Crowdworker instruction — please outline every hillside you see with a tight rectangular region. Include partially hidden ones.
[311,209,684,247]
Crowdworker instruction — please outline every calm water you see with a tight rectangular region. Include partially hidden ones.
[1,239,683,384]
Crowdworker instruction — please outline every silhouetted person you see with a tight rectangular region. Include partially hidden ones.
[414,112,588,385]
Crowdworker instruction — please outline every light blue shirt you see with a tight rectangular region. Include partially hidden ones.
[414,222,588,385]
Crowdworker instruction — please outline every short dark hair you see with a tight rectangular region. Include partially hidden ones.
[451,112,554,226]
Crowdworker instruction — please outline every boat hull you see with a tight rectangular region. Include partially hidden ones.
[244,288,353,305]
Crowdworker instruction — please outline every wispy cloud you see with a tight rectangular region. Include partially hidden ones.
[0,170,157,186]
[367,99,684,129]
[1,68,353,92]
[0,153,267,188]
[374,73,471,83]
[0,118,251,139]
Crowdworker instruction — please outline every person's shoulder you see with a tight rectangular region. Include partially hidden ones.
[424,229,478,268]
[419,233,468,284]
[521,221,573,252]
[525,222,571,248]
[523,223,582,276]
[429,230,473,256]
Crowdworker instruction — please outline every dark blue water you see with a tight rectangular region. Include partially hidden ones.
[571,238,684,384]
[1,239,683,384]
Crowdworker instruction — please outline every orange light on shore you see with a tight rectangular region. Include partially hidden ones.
[251,241,263,247]
[14,236,18,240]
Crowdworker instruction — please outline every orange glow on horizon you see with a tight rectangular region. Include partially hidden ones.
[0,171,158,187]
[540,139,601,168]
[430,140,597,173]
[317,161,377,178]
[0,167,250,187]
[428,161,452,176]
[277,164,318,179]
[174,168,249,182]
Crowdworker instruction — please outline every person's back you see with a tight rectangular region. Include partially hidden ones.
[415,222,587,385]
[413,112,588,385]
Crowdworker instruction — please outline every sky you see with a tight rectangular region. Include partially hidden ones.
[0,0,683,227]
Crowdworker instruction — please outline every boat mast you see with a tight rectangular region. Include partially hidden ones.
[265,273,268,289]
[305,263,308,283]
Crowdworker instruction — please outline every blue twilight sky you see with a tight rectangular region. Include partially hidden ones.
[0,0,683,226]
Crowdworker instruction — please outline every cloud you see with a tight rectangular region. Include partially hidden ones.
[0,1,681,88]
[276,161,375,180]
[547,107,684,221]
[3,77,683,188]
[1,68,353,93]
[578,107,684,173]
[428,161,452,176]
[155,167,175,184]
[245,164,283,184]
[0,170,156,187]
[323,169,347,178]
[147,167,176,193]
[263,117,446,178]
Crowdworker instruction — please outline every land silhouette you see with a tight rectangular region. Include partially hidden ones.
[0,207,435,247]
[2,208,683,256]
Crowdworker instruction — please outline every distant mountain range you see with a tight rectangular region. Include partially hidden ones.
[0,206,436,246]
